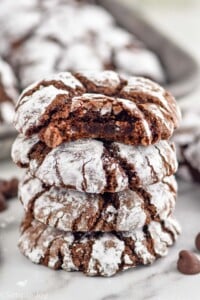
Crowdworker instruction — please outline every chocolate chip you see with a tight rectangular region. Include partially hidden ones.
[177,250,200,275]
[0,193,7,212]
[0,178,18,213]
[0,177,18,199]
[195,233,200,251]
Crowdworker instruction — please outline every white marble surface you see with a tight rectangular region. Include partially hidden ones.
[0,160,200,300]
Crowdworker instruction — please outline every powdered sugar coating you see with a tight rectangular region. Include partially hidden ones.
[35,2,114,46]
[111,140,178,186]
[12,134,178,193]
[18,172,177,232]
[75,70,121,90]
[19,71,84,100]
[35,5,85,46]
[148,217,181,256]
[19,215,180,277]
[96,26,138,50]
[116,48,166,83]
[14,136,128,193]
[14,71,180,147]
[15,85,69,135]
[146,176,177,220]
[87,234,125,276]
[12,37,62,89]
[58,43,106,72]
[122,76,181,126]
[11,134,39,166]
[0,0,41,55]
[19,175,44,209]
[76,4,114,33]
[162,216,181,239]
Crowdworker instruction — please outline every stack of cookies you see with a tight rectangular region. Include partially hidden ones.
[12,71,181,277]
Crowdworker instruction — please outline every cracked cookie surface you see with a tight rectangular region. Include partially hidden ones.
[19,172,177,232]
[12,134,178,193]
[14,71,181,147]
[19,213,180,277]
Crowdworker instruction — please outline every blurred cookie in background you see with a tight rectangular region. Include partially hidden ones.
[173,106,200,183]
[114,46,166,83]
[0,177,18,212]
[10,36,62,89]
[0,57,18,124]
[0,0,166,89]
[0,0,42,56]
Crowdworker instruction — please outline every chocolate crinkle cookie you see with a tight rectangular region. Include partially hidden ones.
[13,71,181,148]
[172,106,200,183]
[19,213,180,277]
[11,69,181,277]
[0,58,18,124]
[19,172,177,232]
[12,134,177,193]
